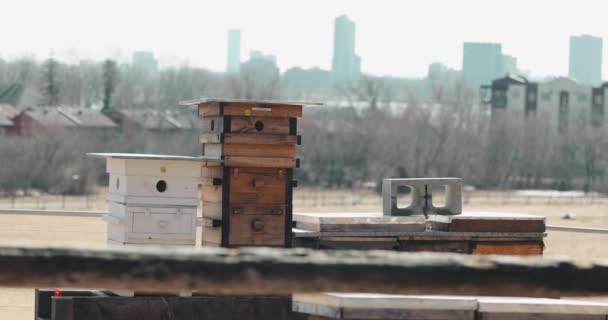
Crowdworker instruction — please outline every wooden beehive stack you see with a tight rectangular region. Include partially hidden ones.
[181,99,319,248]
[89,153,202,247]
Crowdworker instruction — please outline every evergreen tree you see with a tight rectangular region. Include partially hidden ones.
[40,57,61,106]
[102,59,118,112]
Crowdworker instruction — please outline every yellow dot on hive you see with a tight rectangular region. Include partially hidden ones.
[244,109,251,116]
[160,166,167,173]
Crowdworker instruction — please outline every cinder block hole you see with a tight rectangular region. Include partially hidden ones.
[115,177,120,190]
[156,180,168,193]
[210,120,215,131]
[396,185,412,208]
[430,185,447,207]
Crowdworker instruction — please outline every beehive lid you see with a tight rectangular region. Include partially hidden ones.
[179,98,322,107]
[88,153,222,163]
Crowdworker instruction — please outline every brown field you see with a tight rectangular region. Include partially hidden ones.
[0,189,607,319]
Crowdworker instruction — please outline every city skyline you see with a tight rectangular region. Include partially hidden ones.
[2,0,608,79]
[569,35,603,85]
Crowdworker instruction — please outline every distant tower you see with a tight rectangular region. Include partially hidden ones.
[569,35,603,85]
[132,51,158,74]
[227,29,241,73]
[332,15,360,83]
[462,42,503,86]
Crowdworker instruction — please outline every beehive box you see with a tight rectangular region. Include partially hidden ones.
[180,99,320,248]
[89,153,202,246]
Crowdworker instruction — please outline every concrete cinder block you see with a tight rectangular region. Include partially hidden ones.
[383,178,462,216]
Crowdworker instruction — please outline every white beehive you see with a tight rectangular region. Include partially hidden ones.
[89,153,202,246]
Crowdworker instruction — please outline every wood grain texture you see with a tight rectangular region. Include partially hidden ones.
[199,133,222,143]
[224,143,297,158]
[201,184,222,202]
[428,212,546,233]
[473,241,544,256]
[479,313,605,320]
[223,103,303,117]
[448,219,546,233]
[224,133,298,145]
[225,156,297,168]
[398,241,472,254]
[230,167,286,204]
[199,116,224,133]
[198,102,222,116]
[477,296,608,314]
[229,214,285,246]
[201,226,222,244]
[230,116,291,135]
[201,202,222,220]
[294,294,608,320]
[52,295,301,320]
[2,246,607,295]
[294,213,425,233]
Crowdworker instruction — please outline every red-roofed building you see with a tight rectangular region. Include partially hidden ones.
[0,104,19,135]
[10,107,118,137]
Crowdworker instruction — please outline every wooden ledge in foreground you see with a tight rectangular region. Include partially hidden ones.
[0,245,606,296]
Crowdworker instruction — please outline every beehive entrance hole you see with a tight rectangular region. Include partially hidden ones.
[156,180,167,193]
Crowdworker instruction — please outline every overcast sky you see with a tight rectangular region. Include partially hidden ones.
[2,0,607,78]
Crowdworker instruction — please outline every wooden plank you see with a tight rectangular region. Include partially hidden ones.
[344,308,474,320]
[398,241,472,254]
[202,202,222,220]
[479,313,605,320]
[315,239,399,250]
[199,102,222,116]
[429,212,546,233]
[201,226,222,245]
[200,116,224,133]
[199,133,222,144]
[293,293,478,319]
[230,204,286,216]
[294,229,545,240]
[201,241,222,247]
[202,143,223,158]
[294,294,608,320]
[223,103,303,117]
[224,133,298,145]
[477,296,608,315]
[229,214,285,246]
[225,156,298,168]
[201,165,223,178]
[37,289,108,320]
[224,143,297,158]
[449,219,546,233]
[230,116,290,135]
[52,295,300,320]
[473,241,544,256]
[201,185,222,202]
[2,246,608,296]
[398,235,545,242]
[294,212,425,233]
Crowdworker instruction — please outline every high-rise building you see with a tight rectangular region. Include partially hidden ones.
[332,15,360,83]
[462,42,503,86]
[240,50,279,79]
[132,51,158,74]
[227,29,241,73]
[569,35,603,86]
[500,54,518,75]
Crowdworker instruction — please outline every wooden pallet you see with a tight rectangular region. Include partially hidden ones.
[293,212,546,255]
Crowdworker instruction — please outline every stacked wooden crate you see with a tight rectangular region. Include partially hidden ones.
[182,99,319,247]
